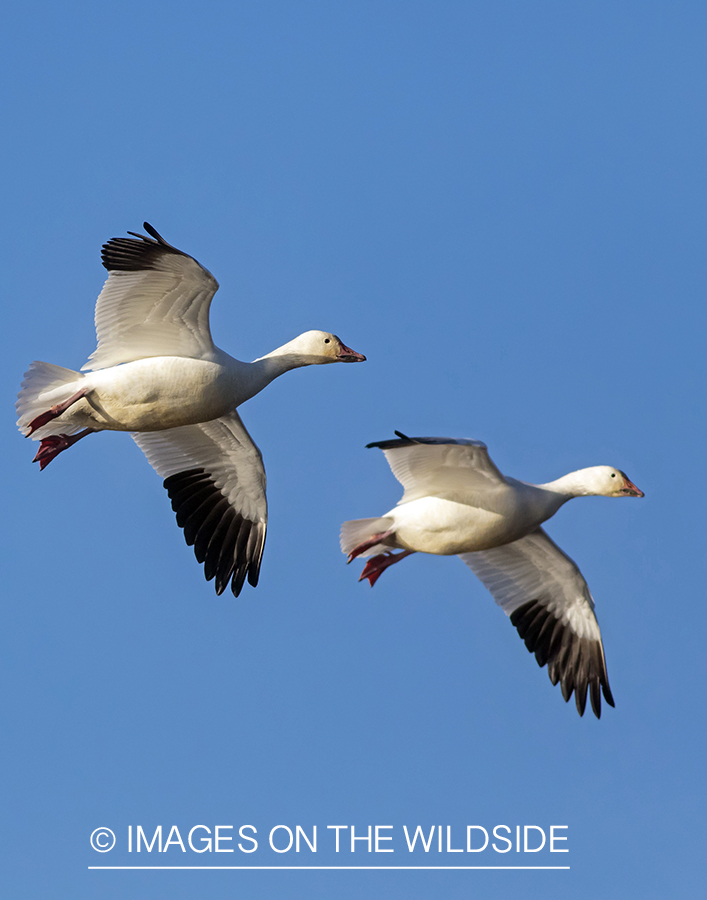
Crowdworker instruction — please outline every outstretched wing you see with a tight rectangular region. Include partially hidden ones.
[133,412,267,597]
[459,527,614,718]
[83,223,220,371]
[367,432,507,504]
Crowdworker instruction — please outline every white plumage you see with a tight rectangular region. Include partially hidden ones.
[18,223,366,596]
[341,432,644,718]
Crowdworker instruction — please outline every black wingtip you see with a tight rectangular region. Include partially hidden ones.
[365,432,464,450]
[102,223,188,272]
[510,598,613,720]
[366,430,414,450]
[163,468,265,599]
[143,222,168,243]
[125,222,171,246]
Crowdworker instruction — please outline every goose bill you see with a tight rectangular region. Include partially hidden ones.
[336,341,366,362]
[620,477,644,497]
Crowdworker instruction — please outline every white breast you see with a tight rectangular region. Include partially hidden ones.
[71,358,240,432]
[389,493,537,555]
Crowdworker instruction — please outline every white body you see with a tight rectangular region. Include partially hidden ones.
[380,479,565,555]
[17,224,365,598]
[23,353,304,435]
[341,435,643,718]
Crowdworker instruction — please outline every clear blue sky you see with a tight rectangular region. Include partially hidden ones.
[3,2,705,898]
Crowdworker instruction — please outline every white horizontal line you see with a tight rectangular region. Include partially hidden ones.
[89,865,570,870]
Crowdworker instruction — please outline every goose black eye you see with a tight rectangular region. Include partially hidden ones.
[611,473,615,478]
[324,338,330,343]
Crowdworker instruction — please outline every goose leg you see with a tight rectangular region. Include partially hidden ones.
[27,389,88,435]
[359,550,414,587]
[33,428,95,470]
[346,530,394,563]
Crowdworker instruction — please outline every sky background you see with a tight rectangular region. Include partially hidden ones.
[2,1,706,897]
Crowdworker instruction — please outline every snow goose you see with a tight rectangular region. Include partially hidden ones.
[341,432,644,718]
[17,223,366,596]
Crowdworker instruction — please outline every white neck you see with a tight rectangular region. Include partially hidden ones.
[540,468,603,499]
[229,340,317,406]
[511,465,630,530]
[511,470,587,524]
[255,337,320,371]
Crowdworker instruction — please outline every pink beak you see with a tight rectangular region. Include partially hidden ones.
[621,475,644,497]
[335,338,366,362]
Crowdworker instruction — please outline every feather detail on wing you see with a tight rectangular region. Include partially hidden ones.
[367,432,507,503]
[133,412,267,597]
[83,223,220,370]
[459,527,614,718]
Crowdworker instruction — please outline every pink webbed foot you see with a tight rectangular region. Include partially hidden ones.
[27,389,88,436]
[346,530,394,564]
[28,409,62,435]
[32,429,94,470]
[359,550,414,587]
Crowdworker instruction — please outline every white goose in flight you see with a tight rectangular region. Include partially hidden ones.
[17,223,366,596]
[341,432,643,718]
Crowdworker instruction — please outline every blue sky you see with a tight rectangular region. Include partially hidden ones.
[2,2,706,897]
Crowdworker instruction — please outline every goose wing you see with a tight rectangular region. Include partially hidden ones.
[459,527,614,718]
[367,432,507,503]
[83,223,219,371]
[133,412,267,597]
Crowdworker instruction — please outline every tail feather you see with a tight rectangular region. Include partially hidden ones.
[16,361,85,437]
[340,517,394,558]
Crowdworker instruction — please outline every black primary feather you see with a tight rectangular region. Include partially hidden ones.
[510,599,615,718]
[164,468,265,598]
[101,222,193,272]
[366,431,469,450]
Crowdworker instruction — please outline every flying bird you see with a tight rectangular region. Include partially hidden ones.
[341,432,643,718]
[17,223,366,596]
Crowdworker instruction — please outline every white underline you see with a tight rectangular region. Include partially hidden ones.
[89,865,570,870]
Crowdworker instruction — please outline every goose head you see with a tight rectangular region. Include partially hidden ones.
[579,466,644,498]
[270,331,367,367]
